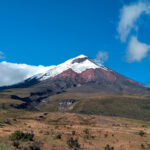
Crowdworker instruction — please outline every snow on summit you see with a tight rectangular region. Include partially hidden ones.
[33,54,108,81]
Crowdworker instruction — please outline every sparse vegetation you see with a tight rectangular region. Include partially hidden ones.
[12,141,20,149]
[56,133,62,139]
[83,128,89,135]
[104,144,114,150]
[67,137,80,149]
[72,130,76,136]
[9,131,34,141]
[104,133,108,138]
[0,110,150,150]
[28,142,41,150]
[138,131,146,137]
[4,119,11,124]
[141,143,145,149]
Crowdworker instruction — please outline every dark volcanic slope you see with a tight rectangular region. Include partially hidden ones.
[21,67,149,94]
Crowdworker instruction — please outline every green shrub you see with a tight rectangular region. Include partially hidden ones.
[56,133,62,139]
[104,133,108,138]
[12,141,20,149]
[67,137,80,149]
[4,119,11,124]
[83,128,89,139]
[28,142,41,150]
[141,143,145,149]
[72,130,76,136]
[83,129,89,135]
[9,131,34,141]
[138,131,146,137]
[104,144,114,150]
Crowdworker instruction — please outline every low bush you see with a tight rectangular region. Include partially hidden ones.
[67,137,80,149]
[56,133,62,139]
[4,119,11,124]
[12,141,20,149]
[104,144,114,150]
[141,143,145,149]
[9,131,34,141]
[83,129,89,135]
[28,142,41,150]
[72,130,76,136]
[138,131,146,137]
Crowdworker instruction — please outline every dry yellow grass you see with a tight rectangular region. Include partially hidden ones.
[1,111,150,149]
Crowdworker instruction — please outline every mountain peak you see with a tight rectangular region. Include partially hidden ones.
[2,54,148,96]
[31,54,108,81]
[74,54,87,59]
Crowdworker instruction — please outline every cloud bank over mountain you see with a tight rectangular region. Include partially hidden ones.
[0,61,51,86]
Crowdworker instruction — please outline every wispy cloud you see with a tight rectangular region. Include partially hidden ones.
[117,1,150,62]
[117,1,150,42]
[0,51,5,59]
[126,36,150,62]
[147,84,150,88]
[95,51,109,64]
[0,61,51,86]
[145,83,150,88]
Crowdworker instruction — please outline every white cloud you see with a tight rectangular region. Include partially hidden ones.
[0,51,5,59]
[95,51,109,64]
[0,61,51,86]
[126,36,150,62]
[117,1,150,42]
[144,83,150,88]
[147,84,150,88]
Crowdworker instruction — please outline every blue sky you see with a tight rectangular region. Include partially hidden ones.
[0,0,150,86]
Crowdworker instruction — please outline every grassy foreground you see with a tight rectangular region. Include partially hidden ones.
[1,110,150,150]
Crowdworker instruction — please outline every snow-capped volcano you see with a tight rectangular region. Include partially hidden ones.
[1,54,149,95]
[0,54,150,121]
[1,55,150,119]
[32,54,108,81]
